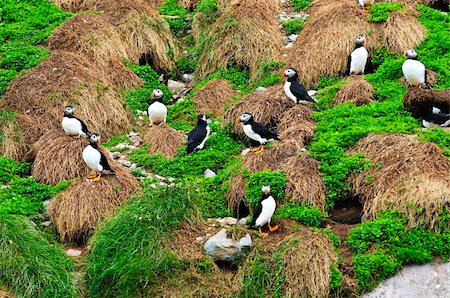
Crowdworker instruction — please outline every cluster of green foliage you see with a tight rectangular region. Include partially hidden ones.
[368,2,403,23]
[291,0,312,12]
[0,0,72,97]
[244,170,287,208]
[329,265,344,294]
[253,60,285,88]
[86,184,195,297]
[348,211,450,292]
[273,203,325,228]
[0,215,76,297]
[158,0,190,37]
[417,127,450,157]
[283,18,305,35]
[129,123,243,178]
[0,156,30,183]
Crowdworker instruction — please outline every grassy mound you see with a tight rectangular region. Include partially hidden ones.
[335,76,374,106]
[142,125,186,158]
[193,78,237,117]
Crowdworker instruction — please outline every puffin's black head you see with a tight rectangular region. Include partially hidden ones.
[197,114,208,125]
[238,112,253,124]
[282,68,298,81]
[355,34,365,45]
[262,185,271,195]
[89,133,101,144]
[64,105,74,116]
[405,49,418,59]
[151,89,164,101]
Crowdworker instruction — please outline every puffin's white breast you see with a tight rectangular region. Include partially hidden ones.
[148,102,168,124]
[83,145,103,172]
[402,60,425,86]
[350,47,368,75]
[243,124,266,144]
[255,196,276,227]
[284,81,297,103]
[197,126,210,150]
[62,117,83,135]
[358,0,374,6]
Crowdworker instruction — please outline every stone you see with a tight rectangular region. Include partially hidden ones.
[224,217,237,225]
[288,34,298,42]
[204,169,216,178]
[238,218,247,226]
[66,249,82,257]
[137,116,144,121]
[283,36,290,45]
[364,262,450,298]
[168,177,175,182]
[111,152,123,160]
[130,163,137,170]
[285,42,294,49]
[118,159,132,167]
[255,86,268,93]
[130,135,143,147]
[43,200,51,209]
[278,16,289,22]
[308,90,317,96]
[181,73,194,83]
[204,229,252,265]
[41,221,52,227]
[241,148,251,156]
[155,174,166,181]
[112,143,128,150]
[168,79,186,93]
[196,237,204,242]
[128,131,138,137]
[150,184,157,189]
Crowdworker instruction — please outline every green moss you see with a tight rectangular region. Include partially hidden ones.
[282,18,305,35]
[158,0,189,36]
[244,170,287,208]
[329,265,344,294]
[0,215,76,297]
[252,60,285,88]
[291,0,312,12]
[102,134,129,149]
[368,2,403,23]
[273,203,326,228]
[417,127,450,157]
[0,155,30,183]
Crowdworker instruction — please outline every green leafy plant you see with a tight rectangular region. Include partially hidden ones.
[282,18,305,35]
[244,170,287,208]
[273,203,325,228]
[368,2,403,23]
[158,0,189,36]
[291,0,312,12]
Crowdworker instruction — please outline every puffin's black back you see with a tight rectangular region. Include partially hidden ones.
[186,116,208,154]
[90,140,114,172]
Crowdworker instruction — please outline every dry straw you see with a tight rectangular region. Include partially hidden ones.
[335,76,374,106]
[278,104,315,146]
[49,164,140,244]
[193,79,237,117]
[142,125,185,158]
[196,0,282,80]
[403,87,450,118]
[382,11,425,53]
[350,133,450,231]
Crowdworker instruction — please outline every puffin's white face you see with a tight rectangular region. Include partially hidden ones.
[261,185,271,195]
[89,133,101,143]
[64,106,74,115]
[201,114,207,122]
[355,35,365,44]
[284,68,297,79]
[405,49,418,58]
[151,89,164,99]
[239,113,252,123]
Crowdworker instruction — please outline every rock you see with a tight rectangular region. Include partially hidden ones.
[130,163,137,170]
[278,16,289,22]
[204,229,252,265]
[204,169,216,178]
[181,73,194,83]
[238,218,247,226]
[283,36,290,45]
[150,184,157,189]
[155,174,166,181]
[112,143,128,150]
[168,177,175,182]
[196,236,204,242]
[241,148,251,156]
[300,147,308,152]
[288,34,298,42]
[285,42,294,49]
[255,86,268,93]
[363,262,450,298]
[43,200,51,209]
[130,135,142,147]
[66,249,82,257]
[308,90,317,96]
[168,79,186,93]
[159,182,167,187]
[41,221,52,227]
[224,217,237,225]
[111,152,123,160]
[137,116,144,121]
[118,159,132,167]
[128,131,138,137]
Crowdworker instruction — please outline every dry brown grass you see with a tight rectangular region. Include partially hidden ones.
[349,133,450,231]
[403,87,450,118]
[32,131,90,185]
[383,11,425,53]
[191,0,231,41]
[335,76,374,106]
[193,79,237,117]
[284,153,326,210]
[227,172,247,215]
[142,125,185,158]
[196,0,282,80]
[224,84,294,139]
[49,164,140,244]
[278,104,315,146]
[0,288,13,298]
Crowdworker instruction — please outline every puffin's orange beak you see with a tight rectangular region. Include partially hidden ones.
[150,92,154,99]
[281,72,286,79]
[236,118,241,125]
[404,51,408,57]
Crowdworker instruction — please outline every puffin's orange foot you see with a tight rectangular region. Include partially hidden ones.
[259,227,268,237]
[250,147,260,152]
[74,134,81,139]
[92,176,101,182]
[255,145,265,154]
[362,7,369,13]
[268,223,279,232]
[86,171,97,179]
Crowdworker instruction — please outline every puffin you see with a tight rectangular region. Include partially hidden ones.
[250,185,278,237]
[282,68,317,104]
[186,114,211,154]
[358,0,374,12]
[402,49,429,88]
[61,105,90,138]
[147,89,168,127]
[347,35,371,75]
[82,133,115,181]
[238,112,279,154]
[422,107,450,128]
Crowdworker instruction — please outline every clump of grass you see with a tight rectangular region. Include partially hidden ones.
[283,18,305,35]
[158,0,190,37]
[273,203,325,228]
[368,2,403,23]
[417,127,450,157]
[291,0,312,12]
[0,215,76,297]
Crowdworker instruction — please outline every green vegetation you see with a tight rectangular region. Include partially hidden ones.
[273,203,325,228]
[368,2,403,23]
[244,170,287,207]
[329,265,344,294]
[283,18,305,35]
[158,0,190,36]
[101,134,129,149]
[86,184,195,297]
[0,155,30,183]
[291,0,312,12]
[417,127,450,157]
[0,215,76,297]
[0,0,72,96]
[348,211,450,292]
[253,60,285,88]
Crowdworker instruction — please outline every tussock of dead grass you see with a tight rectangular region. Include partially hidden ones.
[142,125,185,158]
[335,76,374,106]
[0,288,13,298]
[32,131,90,185]
[224,84,294,139]
[403,87,450,118]
[49,164,139,244]
[350,133,450,231]
[193,79,237,117]
[227,172,247,215]
[383,11,425,53]
[278,104,315,146]
[196,0,282,80]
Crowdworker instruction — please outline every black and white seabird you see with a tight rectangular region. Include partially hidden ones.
[358,0,374,12]
[238,112,279,154]
[250,185,278,237]
[62,105,90,138]
[347,35,371,75]
[423,107,450,128]
[402,49,429,88]
[282,68,317,104]
[82,133,115,181]
[147,89,168,127]
[186,114,211,155]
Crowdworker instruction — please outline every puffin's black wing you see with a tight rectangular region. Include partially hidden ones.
[250,202,263,228]
[424,113,450,125]
[291,82,315,103]
[365,56,374,74]
[100,151,114,172]
[252,122,279,140]
[75,116,90,134]
[347,54,352,75]
[186,126,207,154]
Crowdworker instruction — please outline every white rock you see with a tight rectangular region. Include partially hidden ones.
[300,148,308,152]
[130,135,142,147]
[159,181,168,187]
[255,87,268,93]
[41,221,52,227]
[224,217,238,225]
[241,148,251,156]
[283,36,290,45]
[43,200,51,209]
[118,159,132,167]
[168,80,186,93]
[111,152,123,160]
[181,73,194,83]
[137,116,144,121]
[288,34,299,42]
[168,177,175,182]
[150,184,157,189]
[112,143,128,150]
[279,16,290,22]
[238,218,247,225]
[308,90,317,96]
[155,174,166,181]
[196,237,204,242]
[66,249,82,257]
[285,42,294,49]
[130,163,137,170]
[204,169,216,178]
[128,131,138,137]
[204,229,252,265]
